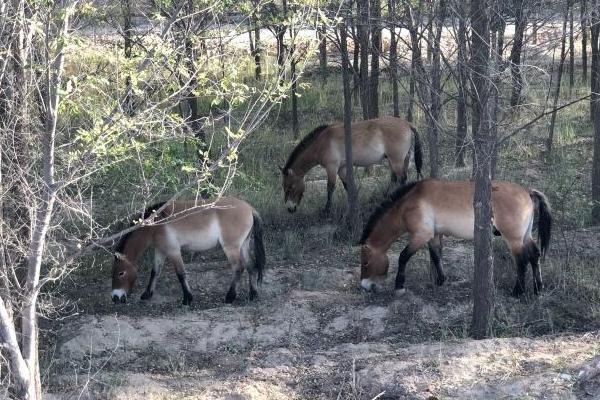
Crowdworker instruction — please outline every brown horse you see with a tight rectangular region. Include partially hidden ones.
[111,197,265,305]
[359,179,552,296]
[281,116,423,213]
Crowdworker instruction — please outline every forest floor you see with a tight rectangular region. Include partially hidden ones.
[41,170,600,399]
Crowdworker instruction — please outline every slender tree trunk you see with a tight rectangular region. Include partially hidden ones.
[250,3,261,81]
[490,5,505,177]
[389,0,399,117]
[582,0,589,83]
[318,25,327,82]
[510,0,528,107]
[591,0,600,222]
[357,0,370,119]
[123,0,134,115]
[455,2,468,167]
[369,0,381,118]
[351,14,360,102]
[569,3,575,92]
[340,19,358,234]
[428,0,445,178]
[547,3,570,157]
[470,0,494,340]
[291,40,299,138]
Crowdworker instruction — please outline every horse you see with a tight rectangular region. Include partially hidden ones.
[111,197,266,305]
[359,179,552,296]
[281,116,423,214]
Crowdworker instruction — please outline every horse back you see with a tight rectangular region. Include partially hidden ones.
[154,197,254,253]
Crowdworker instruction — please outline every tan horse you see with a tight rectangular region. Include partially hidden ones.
[111,197,265,305]
[359,179,552,296]
[281,116,423,213]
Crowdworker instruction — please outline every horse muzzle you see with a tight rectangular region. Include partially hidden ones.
[111,289,127,303]
[285,200,297,213]
[360,279,378,292]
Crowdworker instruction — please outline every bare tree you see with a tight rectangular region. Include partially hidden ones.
[357,0,371,119]
[510,0,529,107]
[455,0,469,167]
[470,0,494,339]
[369,0,381,118]
[592,0,600,222]
[389,0,400,117]
[582,0,589,82]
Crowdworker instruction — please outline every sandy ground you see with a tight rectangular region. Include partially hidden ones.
[42,193,600,399]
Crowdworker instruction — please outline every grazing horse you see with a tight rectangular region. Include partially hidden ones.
[359,179,552,296]
[281,116,423,213]
[111,197,266,305]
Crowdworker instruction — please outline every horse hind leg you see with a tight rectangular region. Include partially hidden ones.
[241,238,259,301]
[527,240,543,294]
[223,245,245,303]
[428,235,446,286]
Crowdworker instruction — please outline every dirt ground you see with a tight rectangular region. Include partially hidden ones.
[42,193,600,399]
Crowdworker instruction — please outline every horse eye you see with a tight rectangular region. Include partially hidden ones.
[118,271,126,277]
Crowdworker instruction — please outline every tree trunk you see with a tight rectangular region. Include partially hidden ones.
[428,0,446,178]
[510,0,528,107]
[291,41,299,138]
[569,3,575,92]
[470,0,494,340]
[357,0,370,119]
[340,19,359,235]
[582,0,589,83]
[369,0,381,118]
[389,0,399,117]
[547,3,570,157]
[490,5,505,177]
[250,4,261,81]
[351,15,360,102]
[455,1,469,167]
[318,25,327,81]
[591,0,600,223]
[123,0,134,115]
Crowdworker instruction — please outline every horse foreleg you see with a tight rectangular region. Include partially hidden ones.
[428,235,446,286]
[323,166,338,215]
[170,253,193,305]
[396,233,432,293]
[141,250,166,300]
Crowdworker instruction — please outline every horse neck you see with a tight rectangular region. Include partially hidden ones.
[290,143,320,176]
[367,210,404,252]
[122,228,153,264]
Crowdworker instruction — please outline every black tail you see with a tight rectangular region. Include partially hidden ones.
[251,210,266,282]
[411,125,423,179]
[530,190,552,258]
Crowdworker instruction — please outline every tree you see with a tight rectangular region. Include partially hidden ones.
[470,0,494,339]
[592,0,600,223]
[357,0,371,119]
[510,0,529,107]
[455,0,469,167]
[389,0,400,117]
[369,0,381,118]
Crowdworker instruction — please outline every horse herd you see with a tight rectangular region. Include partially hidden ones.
[111,116,552,305]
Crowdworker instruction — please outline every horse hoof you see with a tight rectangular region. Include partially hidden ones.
[140,291,153,300]
[249,289,258,301]
[225,290,236,304]
[395,288,406,296]
[182,294,193,305]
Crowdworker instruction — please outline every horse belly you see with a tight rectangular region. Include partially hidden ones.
[436,215,475,240]
[176,220,220,252]
[352,141,385,166]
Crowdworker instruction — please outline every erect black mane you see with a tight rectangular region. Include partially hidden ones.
[359,182,419,244]
[114,201,167,254]
[283,124,330,171]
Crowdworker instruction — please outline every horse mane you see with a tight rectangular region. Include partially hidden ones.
[114,201,167,254]
[359,182,419,244]
[283,124,330,171]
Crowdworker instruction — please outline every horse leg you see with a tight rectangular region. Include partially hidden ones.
[169,252,194,305]
[141,250,166,300]
[223,245,245,303]
[338,165,348,191]
[428,235,446,286]
[323,165,338,215]
[527,240,543,295]
[387,155,407,188]
[395,233,432,293]
[510,244,529,297]
[241,240,259,301]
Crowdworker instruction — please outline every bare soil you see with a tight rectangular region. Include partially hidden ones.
[42,203,600,399]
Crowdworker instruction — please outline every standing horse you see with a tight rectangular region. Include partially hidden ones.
[359,179,552,296]
[111,197,266,305]
[281,116,423,213]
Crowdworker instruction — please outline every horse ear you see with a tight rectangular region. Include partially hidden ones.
[287,168,294,176]
[114,252,125,261]
[278,165,285,174]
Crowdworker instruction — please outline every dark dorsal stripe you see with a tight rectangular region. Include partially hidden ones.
[360,182,419,244]
[283,124,330,171]
[114,201,167,255]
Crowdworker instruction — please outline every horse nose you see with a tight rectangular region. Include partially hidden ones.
[120,295,127,303]
[287,206,296,213]
[112,295,119,303]
[111,289,127,303]
[360,279,377,292]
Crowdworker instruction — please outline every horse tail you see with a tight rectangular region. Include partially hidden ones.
[410,125,423,179]
[530,189,552,258]
[251,210,266,282]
